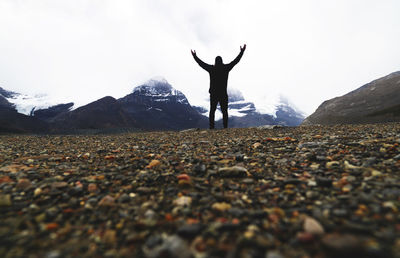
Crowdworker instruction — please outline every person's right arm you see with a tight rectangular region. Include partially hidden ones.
[191,50,212,71]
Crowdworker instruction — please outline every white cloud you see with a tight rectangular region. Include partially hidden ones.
[1,0,400,114]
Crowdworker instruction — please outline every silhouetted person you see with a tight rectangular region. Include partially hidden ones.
[191,44,246,129]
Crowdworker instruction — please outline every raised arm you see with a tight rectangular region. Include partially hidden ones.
[191,50,212,71]
[227,44,246,71]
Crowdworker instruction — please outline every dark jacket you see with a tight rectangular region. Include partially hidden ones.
[193,50,244,96]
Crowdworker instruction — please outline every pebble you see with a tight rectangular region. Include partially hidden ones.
[51,182,68,189]
[103,230,117,245]
[212,202,231,212]
[143,235,191,258]
[265,250,284,258]
[217,166,249,178]
[253,142,262,148]
[303,217,324,235]
[34,188,42,197]
[326,161,340,169]
[146,160,161,169]
[298,142,321,149]
[177,224,203,238]
[193,164,206,175]
[98,195,115,207]
[297,232,315,243]
[16,178,32,190]
[316,177,332,187]
[0,194,11,206]
[332,209,348,217]
[118,193,130,203]
[87,183,98,193]
[174,196,192,206]
[322,233,362,254]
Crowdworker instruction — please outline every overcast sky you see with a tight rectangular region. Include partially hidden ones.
[1,0,399,115]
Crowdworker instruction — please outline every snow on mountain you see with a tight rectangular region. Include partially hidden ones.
[132,77,189,105]
[193,88,255,120]
[194,88,279,118]
[192,87,305,126]
[0,87,71,115]
[244,89,282,117]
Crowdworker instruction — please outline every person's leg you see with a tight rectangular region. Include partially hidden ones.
[220,95,228,128]
[209,95,218,129]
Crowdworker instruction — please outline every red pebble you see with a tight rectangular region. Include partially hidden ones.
[297,232,315,243]
[165,213,174,221]
[46,223,59,230]
[0,176,13,183]
[177,174,191,181]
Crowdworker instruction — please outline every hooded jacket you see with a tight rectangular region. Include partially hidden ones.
[193,50,244,96]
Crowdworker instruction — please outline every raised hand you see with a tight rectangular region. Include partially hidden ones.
[191,50,197,57]
[240,44,246,52]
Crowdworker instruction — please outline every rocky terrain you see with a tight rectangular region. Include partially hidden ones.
[0,124,399,258]
[303,71,400,125]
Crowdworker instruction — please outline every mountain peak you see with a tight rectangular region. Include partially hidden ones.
[133,76,174,95]
[131,77,190,104]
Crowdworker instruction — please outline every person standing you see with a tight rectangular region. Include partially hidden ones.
[191,44,246,129]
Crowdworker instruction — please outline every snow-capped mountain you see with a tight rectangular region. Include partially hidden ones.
[0,87,50,133]
[0,77,304,132]
[194,88,305,127]
[0,86,69,115]
[118,77,207,130]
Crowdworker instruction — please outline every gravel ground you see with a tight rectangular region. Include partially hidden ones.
[0,124,399,258]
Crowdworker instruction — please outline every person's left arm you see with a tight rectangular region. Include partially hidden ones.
[227,44,246,71]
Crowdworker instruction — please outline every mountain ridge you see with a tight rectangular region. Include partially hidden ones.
[303,71,400,125]
[1,78,305,133]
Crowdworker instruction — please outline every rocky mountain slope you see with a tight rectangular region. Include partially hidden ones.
[303,71,400,125]
[33,103,74,122]
[50,96,138,132]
